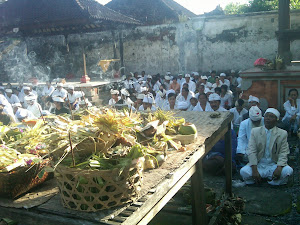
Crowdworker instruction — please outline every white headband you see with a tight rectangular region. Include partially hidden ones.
[209,93,221,101]
[248,95,260,103]
[249,106,262,121]
[265,108,280,120]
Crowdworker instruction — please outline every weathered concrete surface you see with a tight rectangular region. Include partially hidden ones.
[148,211,192,225]
[234,187,292,216]
[1,10,300,81]
[242,215,287,225]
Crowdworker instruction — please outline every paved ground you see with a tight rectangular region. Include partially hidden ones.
[149,137,300,225]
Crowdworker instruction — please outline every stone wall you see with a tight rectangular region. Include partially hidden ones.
[1,10,300,82]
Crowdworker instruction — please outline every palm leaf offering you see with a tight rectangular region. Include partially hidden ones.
[0,107,196,173]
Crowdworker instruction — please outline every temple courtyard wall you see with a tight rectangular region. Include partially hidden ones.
[1,10,300,81]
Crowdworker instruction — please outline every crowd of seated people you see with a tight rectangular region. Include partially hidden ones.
[0,80,93,125]
[108,70,294,186]
[0,69,295,186]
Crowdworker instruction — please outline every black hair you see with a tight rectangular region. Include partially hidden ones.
[183,83,189,88]
[172,76,177,81]
[160,83,166,89]
[168,93,176,99]
[211,70,216,74]
[198,84,205,89]
[288,88,298,96]
[237,99,244,107]
[221,85,228,91]
[46,96,53,103]
[215,87,221,93]
[198,93,207,99]
[182,87,189,93]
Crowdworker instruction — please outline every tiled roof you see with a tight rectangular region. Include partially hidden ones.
[161,0,197,18]
[0,0,139,32]
[105,0,196,25]
[76,0,140,24]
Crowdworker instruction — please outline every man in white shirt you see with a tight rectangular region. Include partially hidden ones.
[236,106,264,164]
[5,89,20,105]
[229,99,248,129]
[109,89,121,106]
[219,73,230,87]
[208,93,227,112]
[139,94,157,111]
[243,95,262,120]
[181,74,196,93]
[120,89,134,107]
[67,85,83,110]
[192,72,200,83]
[177,74,185,86]
[201,76,212,90]
[142,71,147,81]
[152,79,161,93]
[52,83,68,100]
[176,87,193,108]
[134,78,145,93]
[240,108,293,185]
[25,94,42,118]
[0,94,16,123]
[42,81,55,98]
[19,86,33,108]
[187,97,198,111]
[163,76,171,91]
[123,74,134,93]
[12,103,36,122]
[146,75,153,90]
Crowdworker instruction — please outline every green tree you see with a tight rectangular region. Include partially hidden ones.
[224,0,300,15]
[224,3,249,15]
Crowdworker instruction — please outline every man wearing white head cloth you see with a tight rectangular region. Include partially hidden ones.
[52,83,68,100]
[120,88,134,107]
[134,78,144,93]
[67,85,84,110]
[109,89,121,106]
[240,108,293,185]
[5,89,20,105]
[181,74,196,93]
[163,76,171,91]
[139,94,157,111]
[208,93,227,112]
[236,106,264,164]
[25,94,42,118]
[219,73,230,87]
[243,95,262,120]
[13,103,36,122]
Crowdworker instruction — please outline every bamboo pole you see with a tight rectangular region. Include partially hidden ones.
[69,131,75,167]
[83,53,87,75]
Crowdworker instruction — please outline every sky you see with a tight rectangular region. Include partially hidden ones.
[96,0,250,15]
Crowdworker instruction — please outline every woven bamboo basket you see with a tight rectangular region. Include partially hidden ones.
[0,159,50,198]
[56,159,143,212]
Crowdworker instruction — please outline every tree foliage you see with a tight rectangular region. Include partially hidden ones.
[224,0,300,15]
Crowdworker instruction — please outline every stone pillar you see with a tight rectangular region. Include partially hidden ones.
[278,0,291,63]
